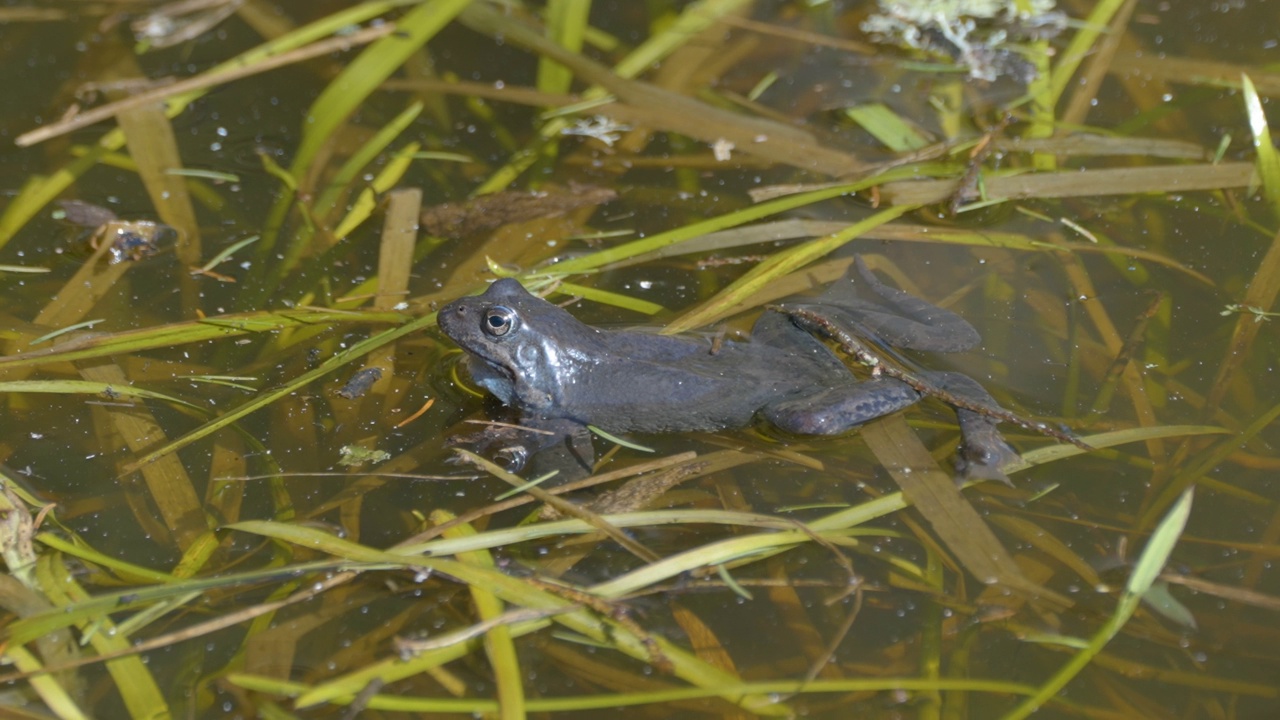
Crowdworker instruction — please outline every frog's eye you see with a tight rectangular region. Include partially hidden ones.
[482,306,517,337]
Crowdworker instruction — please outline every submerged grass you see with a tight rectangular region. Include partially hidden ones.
[1,2,1278,719]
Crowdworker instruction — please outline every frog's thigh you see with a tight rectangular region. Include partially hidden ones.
[763,379,920,435]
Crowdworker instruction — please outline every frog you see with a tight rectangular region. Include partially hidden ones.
[437,257,1020,481]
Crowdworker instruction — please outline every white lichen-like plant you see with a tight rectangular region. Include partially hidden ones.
[862,0,1065,82]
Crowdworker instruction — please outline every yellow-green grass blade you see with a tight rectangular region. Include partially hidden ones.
[0,380,202,411]
[3,645,91,720]
[288,0,471,184]
[548,166,934,275]
[845,103,930,152]
[1242,74,1280,218]
[36,555,171,720]
[228,521,792,716]
[331,140,422,241]
[313,101,425,224]
[0,308,408,372]
[122,312,439,471]
[551,281,664,315]
[664,204,917,333]
[1001,488,1194,720]
[538,0,593,96]
[1049,0,1132,108]
[438,511,526,720]
[0,2,408,251]
[6,559,377,648]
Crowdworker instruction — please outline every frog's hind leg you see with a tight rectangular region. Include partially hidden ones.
[763,379,921,436]
[923,371,1020,483]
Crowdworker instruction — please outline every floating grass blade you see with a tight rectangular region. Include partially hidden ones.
[0,308,408,373]
[436,511,527,720]
[1001,488,1194,720]
[538,0,592,96]
[312,101,425,227]
[664,204,917,333]
[0,3,406,250]
[288,0,470,184]
[1242,73,1280,218]
[122,313,439,471]
[0,379,203,412]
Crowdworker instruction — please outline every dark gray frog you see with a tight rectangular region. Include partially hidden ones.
[437,258,1019,481]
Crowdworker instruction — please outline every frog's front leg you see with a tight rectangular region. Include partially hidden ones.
[449,416,595,474]
[762,378,922,435]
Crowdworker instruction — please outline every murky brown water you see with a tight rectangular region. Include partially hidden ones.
[1,2,1278,718]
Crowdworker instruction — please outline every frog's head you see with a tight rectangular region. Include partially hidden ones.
[438,278,601,412]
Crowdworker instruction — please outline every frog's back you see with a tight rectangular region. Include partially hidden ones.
[547,326,836,433]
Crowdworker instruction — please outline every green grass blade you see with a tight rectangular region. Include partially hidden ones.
[0,379,202,411]
[664,204,917,332]
[1001,488,1194,720]
[1049,0,1130,107]
[438,512,527,720]
[844,103,930,151]
[0,308,408,372]
[3,645,91,720]
[1242,74,1280,218]
[0,2,407,251]
[537,0,592,95]
[288,0,471,184]
[122,313,439,471]
[549,167,929,275]
[313,101,425,223]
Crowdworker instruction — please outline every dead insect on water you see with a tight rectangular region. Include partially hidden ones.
[56,200,176,263]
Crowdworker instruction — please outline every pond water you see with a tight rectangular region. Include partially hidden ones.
[1,1,1278,718]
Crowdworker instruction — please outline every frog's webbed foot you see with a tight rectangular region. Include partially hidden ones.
[802,255,981,353]
[762,378,921,435]
[922,371,1020,485]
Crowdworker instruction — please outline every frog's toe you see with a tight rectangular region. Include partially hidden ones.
[493,445,531,472]
[954,412,1020,485]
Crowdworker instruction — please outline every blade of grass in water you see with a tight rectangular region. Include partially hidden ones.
[551,282,663,315]
[844,103,931,152]
[331,141,422,241]
[861,415,1068,605]
[460,0,763,194]
[36,555,172,720]
[0,380,202,411]
[116,98,202,265]
[664,204,917,333]
[549,166,929,275]
[1242,74,1280,219]
[221,521,793,715]
[0,308,408,372]
[1049,0,1132,108]
[436,511,527,720]
[538,0,592,96]
[0,3,407,251]
[1001,488,1193,720]
[312,101,425,227]
[3,645,90,720]
[122,313,440,472]
[288,0,470,184]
